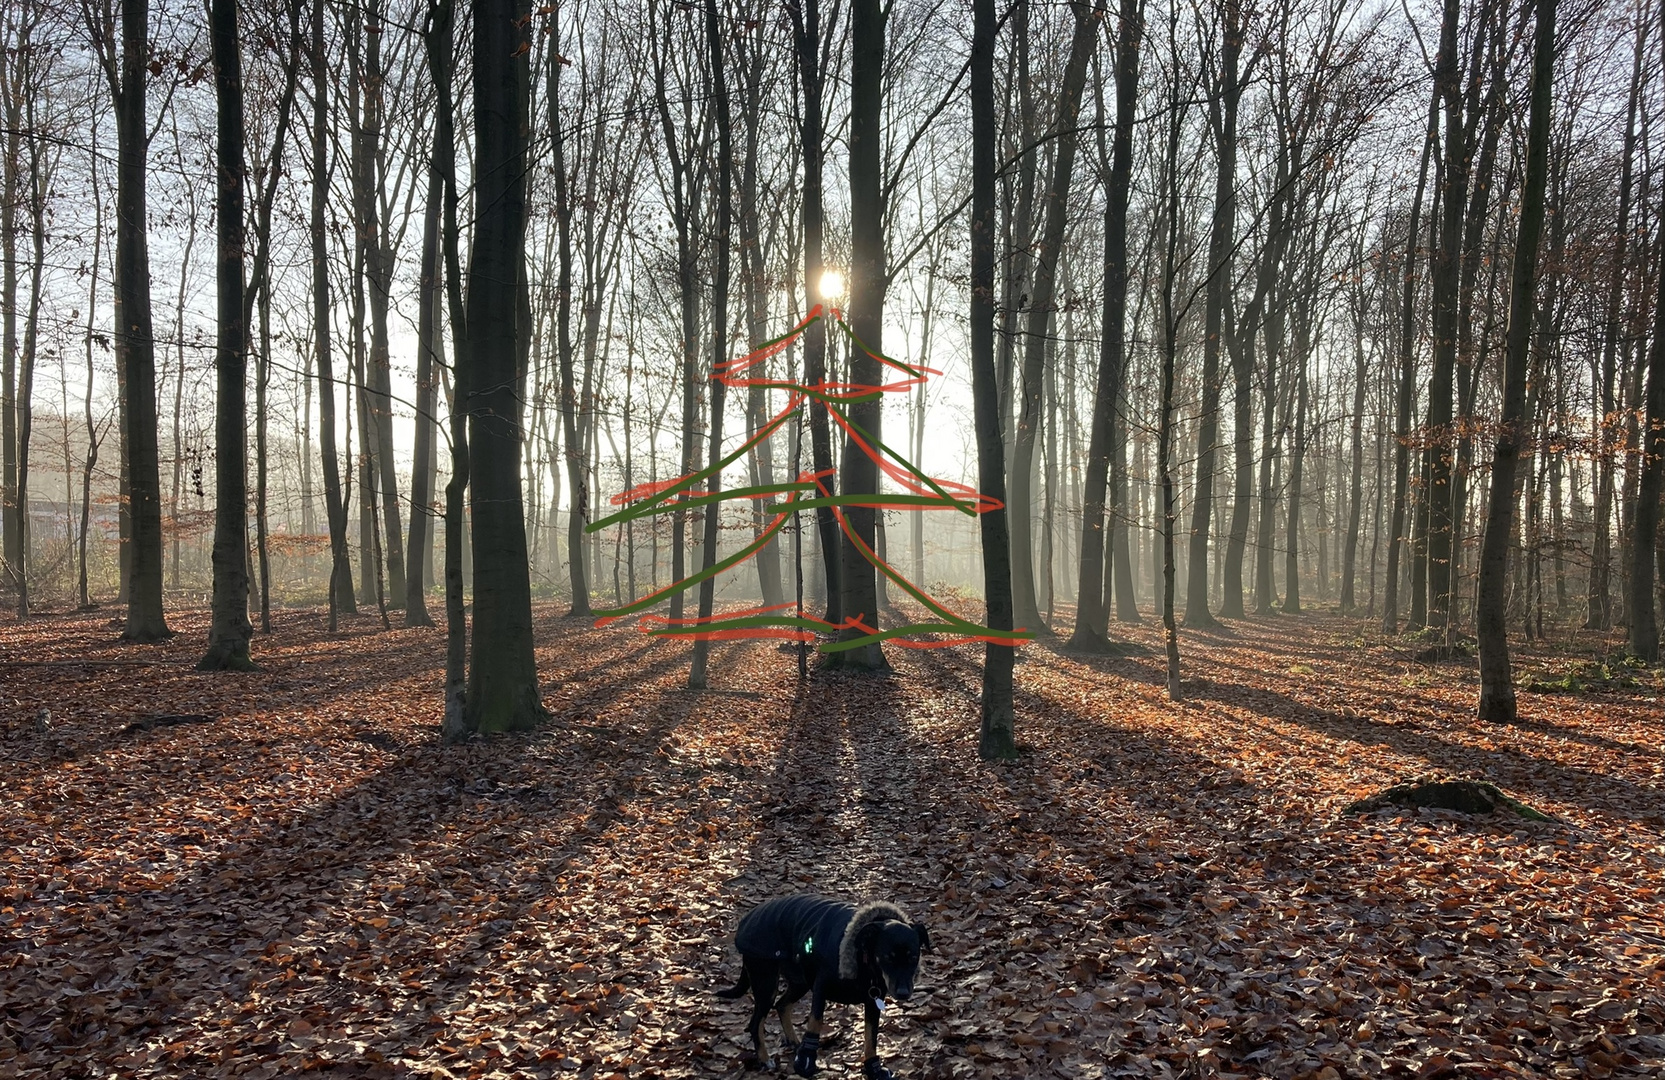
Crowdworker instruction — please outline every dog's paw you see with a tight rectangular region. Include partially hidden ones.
[792,1032,820,1077]
[861,1058,894,1080]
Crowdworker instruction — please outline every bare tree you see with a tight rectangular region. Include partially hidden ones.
[1476,0,1554,718]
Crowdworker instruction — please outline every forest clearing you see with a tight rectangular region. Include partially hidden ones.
[3,605,1661,1079]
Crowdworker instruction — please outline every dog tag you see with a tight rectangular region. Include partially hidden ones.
[873,997,887,1012]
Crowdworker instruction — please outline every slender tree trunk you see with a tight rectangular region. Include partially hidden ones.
[1588,25,1644,630]
[1477,0,1553,717]
[255,276,271,632]
[104,0,169,640]
[788,0,841,624]
[426,0,470,742]
[689,0,733,689]
[972,0,1015,758]
[314,0,354,623]
[357,0,406,610]
[1008,0,1098,636]
[738,21,783,609]
[549,18,591,617]
[832,0,887,669]
[199,0,254,671]
[1424,0,1472,637]
[1184,0,1240,629]
[2,45,20,609]
[1383,91,1439,634]
[405,162,441,627]
[1070,0,1139,650]
[1283,298,1310,614]
[1157,11,1184,699]
[1340,277,1367,612]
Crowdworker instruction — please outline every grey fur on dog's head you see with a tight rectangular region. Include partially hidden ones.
[839,900,911,980]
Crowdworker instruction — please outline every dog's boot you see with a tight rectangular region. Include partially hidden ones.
[861,1058,894,1080]
[792,1032,820,1077]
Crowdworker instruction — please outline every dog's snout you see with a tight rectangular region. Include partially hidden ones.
[893,986,913,1001]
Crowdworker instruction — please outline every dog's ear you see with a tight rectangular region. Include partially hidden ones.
[913,923,932,954]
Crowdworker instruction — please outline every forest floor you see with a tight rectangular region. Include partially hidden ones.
[1,601,1662,1080]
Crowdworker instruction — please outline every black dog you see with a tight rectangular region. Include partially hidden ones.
[715,894,931,1079]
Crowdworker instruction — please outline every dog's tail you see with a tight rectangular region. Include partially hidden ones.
[713,968,751,999]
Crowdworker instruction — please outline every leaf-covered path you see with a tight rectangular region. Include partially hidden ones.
[3,606,1662,1079]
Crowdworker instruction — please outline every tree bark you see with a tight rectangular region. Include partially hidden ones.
[100,0,170,640]
[1008,0,1099,636]
[356,0,406,610]
[689,0,733,690]
[787,0,841,625]
[832,0,887,669]
[314,0,354,623]
[405,147,441,628]
[548,16,591,617]
[1477,0,1554,718]
[1382,91,1439,634]
[1628,152,1665,658]
[972,0,1015,759]
[199,0,254,671]
[425,0,469,743]
[1069,0,1139,650]
[1184,0,1241,629]
[1588,22,1644,630]
[463,0,545,732]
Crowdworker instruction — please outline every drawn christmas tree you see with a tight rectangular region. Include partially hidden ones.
[587,305,1030,653]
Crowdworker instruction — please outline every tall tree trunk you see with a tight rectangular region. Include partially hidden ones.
[255,277,271,632]
[2,38,20,609]
[1157,7,1184,699]
[102,0,170,640]
[1425,0,1477,637]
[1184,0,1240,629]
[650,0,703,625]
[972,0,1015,759]
[1588,23,1643,630]
[1382,91,1439,634]
[1628,167,1665,657]
[1282,298,1310,614]
[1070,0,1139,650]
[788,0,841,624]
[199,0,254,671]
[738,19,784,609]
[689,0,733,690]
[1339,270,1367,611]
[426,0,470,742]
[1008,0,1098,636]
[548,17,591,616]
[356,0,406,609]
[314,0,353,623]
[406,153,441,628]
[833,0,887,669]
[1477,0,1553,717]
[463,0,545,732]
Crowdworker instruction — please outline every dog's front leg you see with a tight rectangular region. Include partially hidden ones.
[791,983,826,1077]
[860,1001,894,1080]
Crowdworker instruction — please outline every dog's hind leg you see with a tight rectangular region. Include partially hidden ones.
[741,959,779,1070]
[775,988,802,1054]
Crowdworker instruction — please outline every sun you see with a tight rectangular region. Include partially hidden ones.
[818,270,846,301]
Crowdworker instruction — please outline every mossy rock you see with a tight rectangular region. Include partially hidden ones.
[1345,778,1557,822]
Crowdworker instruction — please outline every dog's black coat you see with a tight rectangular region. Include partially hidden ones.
[716,894,930,1078]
